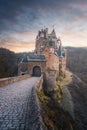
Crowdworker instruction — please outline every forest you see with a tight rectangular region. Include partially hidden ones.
[0,48,24,78]
[66,47,87,83]
[0,47,87,84]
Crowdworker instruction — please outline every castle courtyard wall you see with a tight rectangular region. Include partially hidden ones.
[28,61,46,75]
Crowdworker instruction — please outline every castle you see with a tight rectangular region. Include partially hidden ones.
[18,28,66,80]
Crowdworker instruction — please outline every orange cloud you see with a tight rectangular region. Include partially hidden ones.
[1,27,87,53]
[8,43,35,52]
[0,38,35,52]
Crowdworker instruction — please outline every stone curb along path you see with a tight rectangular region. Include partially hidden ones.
[0,74,30,87]
[28,86,46,130]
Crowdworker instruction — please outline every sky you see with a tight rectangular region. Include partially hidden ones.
[0,0,87,52]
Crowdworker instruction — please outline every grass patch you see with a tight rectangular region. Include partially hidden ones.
[59,71,72,86]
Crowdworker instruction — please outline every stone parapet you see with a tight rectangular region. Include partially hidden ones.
[28,75,46,130]
[36,75,43,91]
[30,87,46,130]
[0,74,30,87]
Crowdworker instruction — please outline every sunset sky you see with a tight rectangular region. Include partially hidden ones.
[0,0,87,52]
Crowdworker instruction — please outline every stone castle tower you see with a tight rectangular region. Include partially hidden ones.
[18,28,66,79]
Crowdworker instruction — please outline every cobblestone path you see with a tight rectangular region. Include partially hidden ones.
[0,77,39,130]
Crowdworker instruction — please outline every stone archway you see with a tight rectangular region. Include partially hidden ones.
[33,66,41,77]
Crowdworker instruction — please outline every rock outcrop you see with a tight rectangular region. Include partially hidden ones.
[36,72,78,130]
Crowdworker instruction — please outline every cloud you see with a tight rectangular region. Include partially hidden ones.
[0,36,35,52]
[60,27,87,47]
[0,0,87,51]
[0,0,82,32]
[70,1,87,12]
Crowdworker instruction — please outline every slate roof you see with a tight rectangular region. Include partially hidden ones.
[55,50,63,58]
[28,54,46,62]
[21,53,46,63]
[22,55,28,63]
[51,29,57,38]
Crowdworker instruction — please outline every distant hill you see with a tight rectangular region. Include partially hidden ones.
[66,47,87,83]
[0,48,19,78]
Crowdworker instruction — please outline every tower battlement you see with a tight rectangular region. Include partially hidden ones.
[35,28,64,57]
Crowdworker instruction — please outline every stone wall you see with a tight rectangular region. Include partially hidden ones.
[18,63,29,75]
[59,57,66,77]
[42,45,59,71]
[29,75,46,130]
[0,74,30,87]
[35,75,43,91]
[28,61,46,75]
[35,37,44,54]
[48,53,59,70]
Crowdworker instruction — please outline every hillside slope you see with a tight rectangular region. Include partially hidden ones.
[66,72,87,130]
[0,48,18,78]
[66,47,87,83]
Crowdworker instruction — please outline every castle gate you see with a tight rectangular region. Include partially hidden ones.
[33,66,41,77]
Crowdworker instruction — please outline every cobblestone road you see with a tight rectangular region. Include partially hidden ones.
[0,77,39,130]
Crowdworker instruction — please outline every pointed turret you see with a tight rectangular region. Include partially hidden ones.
[59,38,63,57]
[51,29,57,38]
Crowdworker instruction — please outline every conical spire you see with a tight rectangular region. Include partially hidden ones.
[51,28,57,38]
